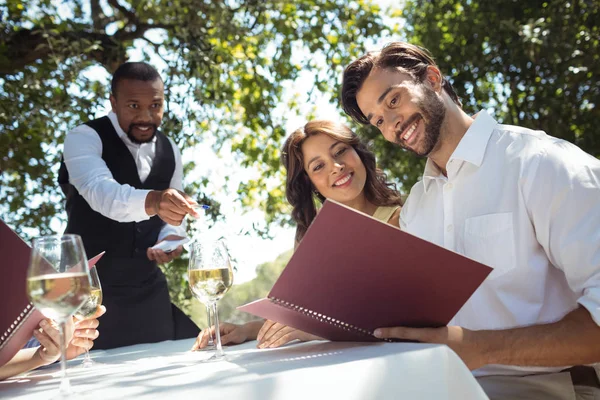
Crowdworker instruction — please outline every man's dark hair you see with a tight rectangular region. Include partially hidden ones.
[341,42,461,125]
[111,62,163,97]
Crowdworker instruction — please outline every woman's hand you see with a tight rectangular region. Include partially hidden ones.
[32,318,74,364]
[67,305,106,360]
[191,320,263,351]
[257,320,322,349]
[33,305,106,365]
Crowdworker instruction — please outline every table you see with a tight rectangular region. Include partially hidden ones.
[0,339,488,399]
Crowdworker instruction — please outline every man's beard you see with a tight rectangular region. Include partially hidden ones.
[126,124,158,144]
[394,87,446,157]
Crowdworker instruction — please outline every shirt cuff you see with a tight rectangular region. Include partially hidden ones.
[157,223,187,242]
[578,288,600,326]
[129,189,152,222]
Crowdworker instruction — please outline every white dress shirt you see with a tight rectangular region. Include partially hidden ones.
[63,112,186,241]
[400,110,600,377]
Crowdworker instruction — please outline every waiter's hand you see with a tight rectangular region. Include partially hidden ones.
[145,188,200,226]
[147,235,185,263]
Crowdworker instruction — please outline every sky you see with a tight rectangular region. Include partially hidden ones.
[50,0,404,284]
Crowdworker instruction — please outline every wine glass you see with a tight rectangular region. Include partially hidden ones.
[188,239,233,361]
[26,234,91,397]
[73,265,102,367]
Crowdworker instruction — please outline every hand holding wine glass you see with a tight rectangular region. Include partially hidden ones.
[73,264,103,367]
[188,238,233,361]
[26,234,92,396]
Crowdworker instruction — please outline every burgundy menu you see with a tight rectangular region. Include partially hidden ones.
[238,200,492,341]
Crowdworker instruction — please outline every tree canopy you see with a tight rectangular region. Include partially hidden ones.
[0,0,389,238]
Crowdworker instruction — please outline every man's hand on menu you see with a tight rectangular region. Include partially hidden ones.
[257,320,322,349]
[374,325,488,370]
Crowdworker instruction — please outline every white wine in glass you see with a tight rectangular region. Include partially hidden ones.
[26,234,92,397]
[188,239,233,361]
[73,265,103,367]
[27,274,91,320]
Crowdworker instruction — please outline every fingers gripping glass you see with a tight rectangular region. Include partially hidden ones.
[73,265,103,367]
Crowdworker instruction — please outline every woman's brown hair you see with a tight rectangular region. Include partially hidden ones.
[281,120,403,243]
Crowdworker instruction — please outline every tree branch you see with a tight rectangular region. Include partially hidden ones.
[90,0,107,31]
[105,0,139,25]
[0,27,130,75]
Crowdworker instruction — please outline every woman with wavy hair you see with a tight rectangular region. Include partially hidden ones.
[192,120,403,351]
[283,119,403,245]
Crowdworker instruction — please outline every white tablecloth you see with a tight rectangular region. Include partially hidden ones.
[0,339,488,399]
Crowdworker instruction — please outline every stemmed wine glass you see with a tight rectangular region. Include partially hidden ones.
[26,234,92,397]
[73,265,102,367]
[189,205,215,350]
[188,239,233,361]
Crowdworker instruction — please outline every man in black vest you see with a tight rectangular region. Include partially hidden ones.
[58,62,201,349]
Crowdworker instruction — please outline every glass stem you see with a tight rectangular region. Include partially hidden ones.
[82,348,92,365]
[206,305,214,346]
[59,320,71,394]
[212,302,224,358]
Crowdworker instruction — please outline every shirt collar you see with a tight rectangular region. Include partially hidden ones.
[107,111,157,145]
[422,110,498,192]
[422,158,446,191]
[108,111,126,138]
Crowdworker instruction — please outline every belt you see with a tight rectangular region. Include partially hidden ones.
[564,366,600,388]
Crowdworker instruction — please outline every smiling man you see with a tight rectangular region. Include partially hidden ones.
[57,62,201,349]
[341,42,600,399]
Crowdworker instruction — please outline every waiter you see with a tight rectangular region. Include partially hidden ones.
[58,62,200,349]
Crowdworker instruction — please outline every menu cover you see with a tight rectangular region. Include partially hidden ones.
[0,220,104,367]
[238,200,492,342]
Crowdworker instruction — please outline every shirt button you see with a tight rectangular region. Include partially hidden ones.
[446,224,453,232]
[446,183,453,190]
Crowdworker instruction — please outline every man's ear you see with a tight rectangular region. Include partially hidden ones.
[109,94,117,112]
[424,65,443,93]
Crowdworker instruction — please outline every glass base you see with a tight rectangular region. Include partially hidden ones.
[51,390,103,400]
[197,343,215,351]
[72,359,106,369]
[202,353,226,363]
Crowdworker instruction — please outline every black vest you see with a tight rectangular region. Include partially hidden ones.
[58,116,175,262]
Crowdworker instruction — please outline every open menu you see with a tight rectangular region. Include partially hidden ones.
[238,200,492,342]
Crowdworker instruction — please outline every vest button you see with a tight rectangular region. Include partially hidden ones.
[136,227,142,233]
